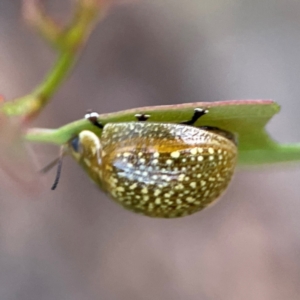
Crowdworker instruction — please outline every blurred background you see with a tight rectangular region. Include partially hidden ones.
[1,1,300,299]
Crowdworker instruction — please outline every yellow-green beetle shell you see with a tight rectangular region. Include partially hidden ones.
[69,122,237,218]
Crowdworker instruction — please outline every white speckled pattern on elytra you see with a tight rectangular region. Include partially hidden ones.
[69,122,237,218]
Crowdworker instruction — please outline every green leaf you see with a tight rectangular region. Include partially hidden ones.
[25,100,300,166]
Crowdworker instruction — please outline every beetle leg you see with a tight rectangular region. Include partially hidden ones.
[85,111,104,129]
[135,113,150,122]
[181,108,208,125]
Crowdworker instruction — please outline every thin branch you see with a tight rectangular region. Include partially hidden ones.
[1,0,102,121]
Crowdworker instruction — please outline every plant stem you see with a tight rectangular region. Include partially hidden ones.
[0,0,101,121]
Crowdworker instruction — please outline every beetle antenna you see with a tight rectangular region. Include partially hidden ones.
[40,157,61,174]
[40,146,65,190]
[51,157,63,190]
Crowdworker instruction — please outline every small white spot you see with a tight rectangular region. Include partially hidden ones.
[186,197,195,203]
[138,152,143,157]
[116,187,125,192]
[201,180,206,186]
[153,152,160,158]
[164,193,171,198]
[166,159,173,165]
[141,188,148,194]
[175,184,184,190]
[154,189,161,196]
[140,158,146,164]
[143,196,149,202]
[129,183,138,190]
[198,156,204,162]
[209,156,214,161]
[170,151,180,158]
[208,177,216,181]
[110,181,117,188]
[155,198,161,205]
[198,148,203,153]
[161,175,169,180]
[178,174,185,181]
[123,152,131,157]
[190,182,197,188]
[190,148,198,155]
[208,148,214,154]
[204,190,210,197]
[152,159,159,165]
[152,175,158,180]
[142,171,148,177]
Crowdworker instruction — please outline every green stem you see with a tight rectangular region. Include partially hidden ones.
[1,53,75,118]
[238,144,300,165]
[24,119,97,145]
[0,1,101,120]
[33,53,74,99]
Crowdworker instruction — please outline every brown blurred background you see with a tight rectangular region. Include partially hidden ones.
[1,1,300,299]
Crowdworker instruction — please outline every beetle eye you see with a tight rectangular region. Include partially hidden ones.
[71,136,80,152]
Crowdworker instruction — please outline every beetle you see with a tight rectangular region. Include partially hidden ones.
[63,108,237,218]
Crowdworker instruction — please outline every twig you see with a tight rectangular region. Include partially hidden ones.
[1,0,102,122]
